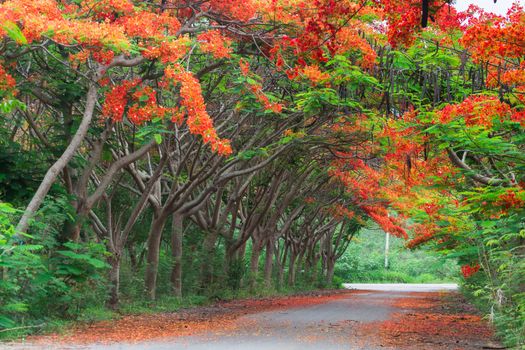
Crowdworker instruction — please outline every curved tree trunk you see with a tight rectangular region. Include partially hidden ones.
[16,85,98,235]
[145,214,168,300]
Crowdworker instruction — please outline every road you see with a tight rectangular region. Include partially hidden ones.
[4,284,501,350]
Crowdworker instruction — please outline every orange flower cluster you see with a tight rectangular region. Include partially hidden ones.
[79,0,134,21]
[299,65,330,85]
[373,0,462,47]
[363,206,408,238]
[461,4,525,63]
[0,0,129,50]
[328,157,408,239]
[207,0,258,22]
[197,30,232,59]
[334,28,377,69]
[119,11,181,40]
[142,37,190,64]
[405,222,439,248]
[165,65,232,156]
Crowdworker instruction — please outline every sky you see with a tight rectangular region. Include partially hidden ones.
[453,0,525,15]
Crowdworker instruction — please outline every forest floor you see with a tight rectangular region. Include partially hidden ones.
[3,285,504,350]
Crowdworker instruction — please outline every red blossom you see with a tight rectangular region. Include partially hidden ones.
[461,264,480,278]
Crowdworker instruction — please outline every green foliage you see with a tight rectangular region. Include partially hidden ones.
[0,201,109,337]
[0,125,46,204]
[335,226,458,284]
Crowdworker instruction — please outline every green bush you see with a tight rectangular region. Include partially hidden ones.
[0,202,109,337]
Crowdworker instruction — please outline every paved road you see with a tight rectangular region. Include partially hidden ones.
[82,291,400,350]
[3,284,493,350]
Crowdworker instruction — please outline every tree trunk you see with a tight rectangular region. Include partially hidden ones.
[249,239,263,289]
[145,214,168,300]
[128,242,138,274]
[294,249,305,284]
[288,251,296,286]
[277,244,287,288]
[263,239,274,288]
[107,254,121,310]
[237,242,247,289]
[16,85,98,235]
[170,213,183,298]
[200,230,219,288]
[326,258,335,286]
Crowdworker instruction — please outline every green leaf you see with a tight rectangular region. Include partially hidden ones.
[2,21,27,45]
[154,134,162,144]
[0,315,16,329]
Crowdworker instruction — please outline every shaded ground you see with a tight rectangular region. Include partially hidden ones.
[3,285,503,350]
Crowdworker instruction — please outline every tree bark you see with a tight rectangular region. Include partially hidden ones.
[16,84,98,235]
[170,213,183,298]
[107,255,121,310]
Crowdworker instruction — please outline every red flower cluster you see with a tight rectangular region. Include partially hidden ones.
[239,61,283,113]
[496,189,525,210]
[102,80,139,122]
[102,81,179,125]
[461,264,480,278]
[248,84,283,113]
[0,64,17,99]
[328,204,355,221]
[239,59,250,76]
[438,95,511,128]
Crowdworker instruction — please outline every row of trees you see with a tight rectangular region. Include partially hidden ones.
[0,0,523,346]
[0,0,373,321]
